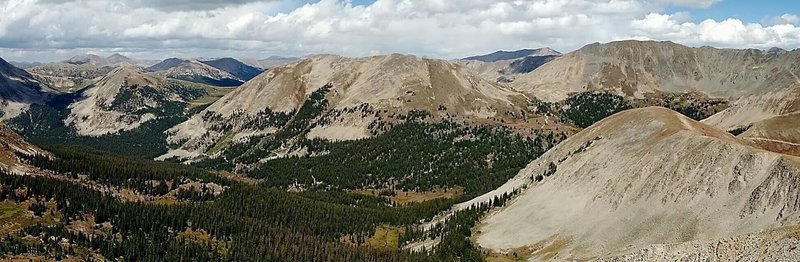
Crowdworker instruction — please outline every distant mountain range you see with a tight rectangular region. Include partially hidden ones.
[145,58,264,83]
[145,57,264,87]
[63,53,150,67]
[14,54,267,88]
[241,56,303,69]
[198,58,263,81]
[458,47,562,83]
[9,61,44,69]
[462,47,561,62]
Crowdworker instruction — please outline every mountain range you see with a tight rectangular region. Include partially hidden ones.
[145,57,264,86]
[1,40,800,260]
[513,41,800,133]
[458,47,563,83]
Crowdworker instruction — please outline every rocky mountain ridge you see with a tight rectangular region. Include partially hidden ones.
[512,40,800,131]
[162,54,533,160]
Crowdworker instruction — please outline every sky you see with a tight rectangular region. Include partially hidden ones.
[0,0,798,62]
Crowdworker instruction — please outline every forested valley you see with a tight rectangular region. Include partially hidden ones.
[0,80,729,260]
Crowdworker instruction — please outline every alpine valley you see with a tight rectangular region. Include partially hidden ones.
[1,40,800,261]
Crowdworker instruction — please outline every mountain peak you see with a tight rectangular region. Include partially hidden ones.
[0,57,18,73]
[65,54,106,65]
[103,66,158,86]
[577,40,682,52]
[199,57,264,81]
[767,47,788,54]
[145,57,189,72]
[106,53,132,64]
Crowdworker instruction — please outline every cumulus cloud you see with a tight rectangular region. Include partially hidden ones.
[0,0,796,62]
[654,0,721,8]
[38,0,283,11]
[766,14,800,26]
[631,13,800,49]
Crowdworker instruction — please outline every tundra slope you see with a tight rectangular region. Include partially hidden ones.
[164,54,529,159]
[458,107,800,260]
[514,41,800,130]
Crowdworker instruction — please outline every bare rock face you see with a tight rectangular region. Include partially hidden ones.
[164,54,529,158]
[461,107,800,260]
[513,40,800,130]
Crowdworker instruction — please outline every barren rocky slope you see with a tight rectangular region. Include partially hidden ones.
[164,54,531,158]
[514,41,800,130]
[457,107,800,260]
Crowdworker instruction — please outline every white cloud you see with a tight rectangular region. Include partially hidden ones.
[654,0,721,8]
[631,13,800,49]
[767,14,800,26]
[0,0,796,62]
